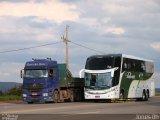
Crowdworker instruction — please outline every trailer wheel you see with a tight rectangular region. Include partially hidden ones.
[53,90,59,103]
[69,90,74,102]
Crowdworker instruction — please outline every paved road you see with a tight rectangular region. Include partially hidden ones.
[0,97,160,120]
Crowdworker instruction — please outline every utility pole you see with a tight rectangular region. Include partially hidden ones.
[61,25,69,69]
[65,25,69,69]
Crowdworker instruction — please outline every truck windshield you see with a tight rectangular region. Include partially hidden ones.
[85,72,112,89]
[24,69,48,78]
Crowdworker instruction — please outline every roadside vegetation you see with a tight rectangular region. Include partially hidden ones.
[155,92,160,96]
[0,86,22,100]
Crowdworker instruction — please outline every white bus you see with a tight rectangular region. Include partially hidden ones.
[79,54,154,101]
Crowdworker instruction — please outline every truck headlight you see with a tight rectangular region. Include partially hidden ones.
[43,93,48,97]
[23,94,27,97]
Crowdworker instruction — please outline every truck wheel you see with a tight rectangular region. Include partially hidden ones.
[53,90,59,103]
[142,91,145,101]
[69,90,74,102]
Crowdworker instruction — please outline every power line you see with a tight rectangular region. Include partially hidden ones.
[0,41,62,54]
[70,41,105,54]
[70,41,160,61]
[0,39,160,62]
[0,39,105,55]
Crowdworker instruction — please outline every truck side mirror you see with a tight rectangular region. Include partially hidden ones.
[49,69,54,77]
[20,69,24,78]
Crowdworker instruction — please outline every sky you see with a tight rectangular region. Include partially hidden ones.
[0,0,160,87]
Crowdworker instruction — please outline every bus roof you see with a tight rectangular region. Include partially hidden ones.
[122,54,153,62]
[87,54,153,62]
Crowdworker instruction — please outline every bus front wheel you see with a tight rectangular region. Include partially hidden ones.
[120,90,124,99]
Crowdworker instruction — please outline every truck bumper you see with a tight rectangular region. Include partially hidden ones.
[23,96,53,103]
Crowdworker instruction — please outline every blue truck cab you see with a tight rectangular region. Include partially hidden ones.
[21,58,84,103]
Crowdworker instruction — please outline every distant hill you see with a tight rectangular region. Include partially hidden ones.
[155,88,160,93]
[0,82,22,92]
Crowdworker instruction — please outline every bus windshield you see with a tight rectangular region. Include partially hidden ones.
[24,69,48,78]
[85,72,112,89]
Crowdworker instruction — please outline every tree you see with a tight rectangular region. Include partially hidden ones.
[7,86,22,96]
[0,90,3,96]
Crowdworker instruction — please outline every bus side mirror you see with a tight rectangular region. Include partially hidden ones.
[20,69,24,78]
[79,69,85,78]
[49,69,54,77]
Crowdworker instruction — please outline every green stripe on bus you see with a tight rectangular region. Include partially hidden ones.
[120,71,153,98]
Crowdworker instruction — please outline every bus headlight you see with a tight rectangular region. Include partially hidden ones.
[43,93,48,97]
[23,94,27,97]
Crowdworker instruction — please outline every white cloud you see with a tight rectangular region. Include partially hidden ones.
[21,27,57,42]
[104,27,125,35]
[151,42,160,52]
[0,16,59,43]
[0,0,80,23]
[79,18,98,26]
[102,1,130,14]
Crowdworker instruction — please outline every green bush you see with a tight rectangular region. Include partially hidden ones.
[6,86,22,96]
[0,95,22,100]
[155,93,160,96]
[0,86,22,100]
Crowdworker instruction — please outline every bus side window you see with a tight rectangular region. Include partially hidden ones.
[140,62,146,72]
[122,58,127,72]
[131,60,136,71]
[123,62,127,71]
[127,59,131,71]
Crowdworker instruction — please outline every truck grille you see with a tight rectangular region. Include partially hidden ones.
[23,83,45,91]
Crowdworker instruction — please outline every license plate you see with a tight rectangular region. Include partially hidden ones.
[95,96,100,98]
[32,93,37,96]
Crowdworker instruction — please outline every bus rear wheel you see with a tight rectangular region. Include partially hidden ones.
[141,91,148,101]
[147,90,150,98]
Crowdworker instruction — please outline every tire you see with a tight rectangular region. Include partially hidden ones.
[142,91,146,101]
[120,90,124,99]
[145,91,149,101]
[53,90,59,103]
[142,91,148,101]
[69,90,74,102]
[147,90,150,98]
